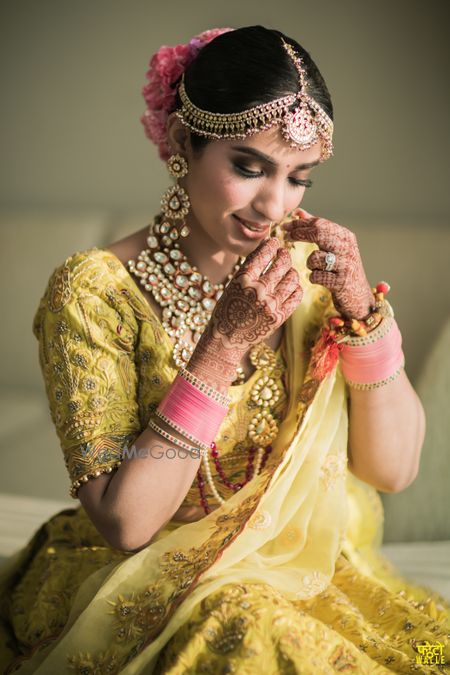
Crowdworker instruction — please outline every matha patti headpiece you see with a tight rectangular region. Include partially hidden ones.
[176,38,333,162]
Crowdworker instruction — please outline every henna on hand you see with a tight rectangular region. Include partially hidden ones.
[188,237,303,387]
[187,333,245,392]
[284,209,374,320]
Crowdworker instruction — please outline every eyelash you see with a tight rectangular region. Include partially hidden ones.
[233,164,313,188]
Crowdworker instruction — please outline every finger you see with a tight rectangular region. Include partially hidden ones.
[274,267,300,298]
[289,220,350,255]
[295,207,316,223]
[261,247,291,287]
[309,270,341,288]
[283,284,304,317]
[282,207,316,230]
[240,236,281,278]
[287,224,319,245]
[306,250,338,272]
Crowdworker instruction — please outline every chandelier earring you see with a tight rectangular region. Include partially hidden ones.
[160,153,191,236]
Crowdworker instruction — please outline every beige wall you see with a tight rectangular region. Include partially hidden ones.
[0,0,449,221]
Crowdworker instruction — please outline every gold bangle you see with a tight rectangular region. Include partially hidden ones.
[342,300,394,347]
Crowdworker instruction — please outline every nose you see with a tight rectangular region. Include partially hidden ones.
[251,178,289,224]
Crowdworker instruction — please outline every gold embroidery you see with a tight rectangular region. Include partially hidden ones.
[296,571,330,599]
[329,644,358,671]
[48,262,72,312]
[247,509,272,530]
[67,431,138,498]
[278,524,302,546]
[106,587,166,642]
[67,651,121,674]
[320,453,348,491]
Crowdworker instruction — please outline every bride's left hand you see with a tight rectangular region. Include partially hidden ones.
[282,208,374,320]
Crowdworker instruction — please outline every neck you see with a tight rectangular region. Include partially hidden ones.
[176,218,241,286]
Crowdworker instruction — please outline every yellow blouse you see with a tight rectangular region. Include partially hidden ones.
[31,247,288,508]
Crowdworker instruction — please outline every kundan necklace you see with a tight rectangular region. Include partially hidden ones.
[127,215,284,513]
[127,214,247,385]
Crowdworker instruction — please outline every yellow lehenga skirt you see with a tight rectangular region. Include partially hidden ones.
[0,486,449,674]
[0,244,448,674]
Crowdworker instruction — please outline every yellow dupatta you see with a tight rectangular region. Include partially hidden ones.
[13,241,350,674]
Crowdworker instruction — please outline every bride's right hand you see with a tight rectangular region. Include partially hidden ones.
[188,237,303,389]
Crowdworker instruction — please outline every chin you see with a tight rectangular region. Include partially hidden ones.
[226,237,260,256]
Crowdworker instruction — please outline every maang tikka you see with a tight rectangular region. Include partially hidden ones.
[176,38,333,162]
[161,153,191,237]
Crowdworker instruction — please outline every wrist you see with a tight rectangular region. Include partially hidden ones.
[156,373,230,452]
[330,283,392,339]
[340,316,405,390]
[188,340,245,393]
[186,356,236,394]
[310,283,399,384]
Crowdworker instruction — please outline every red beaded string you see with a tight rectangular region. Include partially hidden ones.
[197,442,273,515]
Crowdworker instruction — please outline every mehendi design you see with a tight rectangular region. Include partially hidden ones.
[187,239,303,389]
[286,212,374,320]
[213,281,276,345]
[237,236,280,281]
[274,267,303,301]
[187,334,245,392]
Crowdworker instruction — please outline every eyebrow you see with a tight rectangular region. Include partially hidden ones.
[230,145,320,170]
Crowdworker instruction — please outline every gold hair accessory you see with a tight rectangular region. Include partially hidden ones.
[280,40,333,159]
[176,38,333,162]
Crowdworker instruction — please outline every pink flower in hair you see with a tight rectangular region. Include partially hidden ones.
[187,27,234,57]
[141,27,234,160]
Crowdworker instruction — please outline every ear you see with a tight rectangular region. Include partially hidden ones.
[166,113,190,155]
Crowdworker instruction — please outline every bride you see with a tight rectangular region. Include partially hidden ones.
[1,24,448,675]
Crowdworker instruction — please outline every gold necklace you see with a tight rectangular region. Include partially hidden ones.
[127,214,247,384]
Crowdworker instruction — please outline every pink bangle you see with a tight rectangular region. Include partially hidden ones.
[340,318,405,390]
[157,375,229,447]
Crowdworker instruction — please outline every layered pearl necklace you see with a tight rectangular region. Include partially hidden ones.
[127,215,283,513]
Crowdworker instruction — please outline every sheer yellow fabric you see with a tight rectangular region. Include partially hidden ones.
[0,244,448,674]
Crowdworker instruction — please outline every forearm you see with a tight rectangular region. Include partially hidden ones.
[102,421,203,551]
[347,368,426,492]
[102,359,234,551]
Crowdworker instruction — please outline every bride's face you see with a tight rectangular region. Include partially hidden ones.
[180,125,322,254]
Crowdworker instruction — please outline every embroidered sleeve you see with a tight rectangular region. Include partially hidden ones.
[32,252,142,498]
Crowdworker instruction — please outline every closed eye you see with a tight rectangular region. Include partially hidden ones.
[233,163,313,188]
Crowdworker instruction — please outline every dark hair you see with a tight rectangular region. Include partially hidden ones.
[171,25,333,155]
